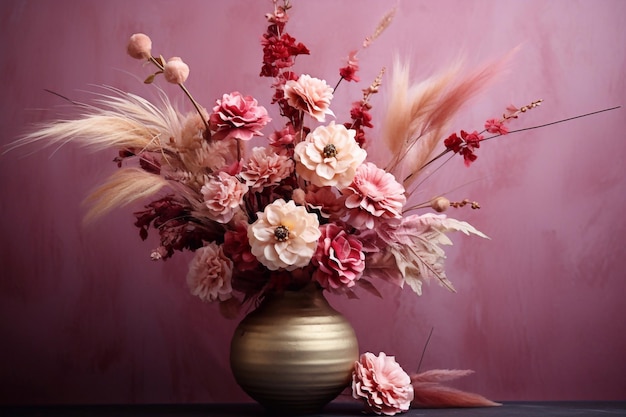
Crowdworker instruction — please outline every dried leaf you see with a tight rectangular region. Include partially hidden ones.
[356,278,384,298]
[410,369,501,408]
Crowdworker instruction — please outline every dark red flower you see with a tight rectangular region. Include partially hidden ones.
[133,196,219,259]
[260,33,309,77]
[223,222,260,271]
[339,50,360,82]
[444,130,483,166]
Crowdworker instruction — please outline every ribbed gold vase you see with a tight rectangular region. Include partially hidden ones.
[229,283,359,414]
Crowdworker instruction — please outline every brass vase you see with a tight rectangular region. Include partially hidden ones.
[229,283,359,414]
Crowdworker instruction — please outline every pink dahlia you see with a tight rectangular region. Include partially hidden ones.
[201,171,248,223]
[284,74,335,122]
[343,162,406,229]
[312,223,365,291]
[186,242,234,302]
[352,352,414,416]
[239,146,294,192]
[209,92,271,141]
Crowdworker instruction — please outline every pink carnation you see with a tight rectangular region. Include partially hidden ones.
[312,223,365,291]
[201,171,248,223]
[284,74,335,122]
[343,162,406,229]
[186,242,234,302]
[240,146,294,192]
[209,92,271,141]
[352,352,414,416]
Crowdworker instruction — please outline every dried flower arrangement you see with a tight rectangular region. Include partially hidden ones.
[7,1,618,414]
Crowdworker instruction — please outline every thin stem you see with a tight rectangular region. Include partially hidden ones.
[333,76,344,93]
[411,105,621,180]
[416,327,434,373]
[148,56,211,140]
[480,106,621,143]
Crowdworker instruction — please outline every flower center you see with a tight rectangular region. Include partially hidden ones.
[274,225,290,241]
[323,143,337,158]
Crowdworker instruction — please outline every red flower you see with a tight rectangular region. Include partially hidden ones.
[344,101,373,147]
[260,33,309,77]
[339,51,360,82]
[223,222,259,272]
[444,130,483,166]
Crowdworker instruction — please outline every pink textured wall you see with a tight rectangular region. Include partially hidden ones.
[1,0,625,404]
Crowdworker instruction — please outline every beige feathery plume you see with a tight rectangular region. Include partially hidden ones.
[363,5,397,49]
[4,86,183,155]
[382,52,514,191]
[82,167,170,223]
[382,56,461,172]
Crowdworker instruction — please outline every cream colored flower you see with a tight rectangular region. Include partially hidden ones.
[248,199,321,271]
[294,122,367,188]
[284,74,335,122]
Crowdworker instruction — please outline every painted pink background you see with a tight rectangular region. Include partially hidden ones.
[1,0,625,405]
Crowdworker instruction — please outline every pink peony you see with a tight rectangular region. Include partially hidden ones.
[312,223,365,291]
[352,352,414,416]
[248,199,321,271]
[209,92,271,141]
[239,146,294,192]
[201,171,248,223]
[163,57,190,84]
[294,122,367,188]
[186,242,234,302]
[127,33,152,60]
[284,74,335,122]
[344,162,406,229]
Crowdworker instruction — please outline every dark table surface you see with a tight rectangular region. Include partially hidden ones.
[2,401,626,417]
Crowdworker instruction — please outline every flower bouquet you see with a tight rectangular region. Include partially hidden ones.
[8,0,617,415]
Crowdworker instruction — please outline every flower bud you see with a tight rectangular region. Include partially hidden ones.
[127,33,152,60]
[164,57,190,84]
[431,196,450,213]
